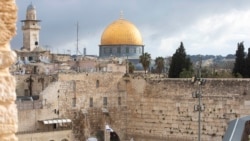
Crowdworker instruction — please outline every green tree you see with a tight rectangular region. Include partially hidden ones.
[179,68,193,78]
[155,56,165,76]
[128,62,135,73]
[139,52,151,74]
[233,42,246,77]
[169,42,192,78]
[245,48,250,77]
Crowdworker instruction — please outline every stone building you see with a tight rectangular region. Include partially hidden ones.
[12,3,73,75]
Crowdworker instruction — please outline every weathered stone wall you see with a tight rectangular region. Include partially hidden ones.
[57,73,127,140]
[0,0,18,140]
[56,74,250,141]
[17,72,250,141]
[56,73,250,141]
[126,78,250,141]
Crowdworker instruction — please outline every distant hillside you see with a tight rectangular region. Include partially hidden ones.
[188,54,235,62]
[188,54,235,69]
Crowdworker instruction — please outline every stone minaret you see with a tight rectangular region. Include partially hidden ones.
[21,3,41,51]
[0,0,18,140]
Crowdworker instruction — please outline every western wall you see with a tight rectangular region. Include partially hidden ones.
[16,72,250,141]
[59,74,250,141]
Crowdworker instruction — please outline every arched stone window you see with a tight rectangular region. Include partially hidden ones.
[103,97,108,106]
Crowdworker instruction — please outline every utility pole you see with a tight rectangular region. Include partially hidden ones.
[198,58,202,141]
[191,56,205,141]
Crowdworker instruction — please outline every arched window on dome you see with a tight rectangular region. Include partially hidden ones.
[126,47,129,53]
[117,47,121,54]
[104,48,107,54]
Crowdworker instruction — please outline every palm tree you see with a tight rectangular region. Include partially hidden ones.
[139,52,151,74]
[155,57,165,76]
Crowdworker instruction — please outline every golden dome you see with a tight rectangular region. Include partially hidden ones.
[101,18,143,45]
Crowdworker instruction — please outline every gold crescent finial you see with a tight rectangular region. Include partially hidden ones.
[120,10,124,19]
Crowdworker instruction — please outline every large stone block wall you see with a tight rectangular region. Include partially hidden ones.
[125,78,250,141]
[56,74,250,141]
[0,0,18,140]
[17,72,250,141]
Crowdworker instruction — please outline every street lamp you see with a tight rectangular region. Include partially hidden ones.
[191,56,205,141]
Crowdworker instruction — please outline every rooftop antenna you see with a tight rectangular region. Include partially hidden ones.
[76,21,79,57]
[76,22,83,57]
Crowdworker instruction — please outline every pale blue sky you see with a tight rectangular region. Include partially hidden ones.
[11,0,250,58]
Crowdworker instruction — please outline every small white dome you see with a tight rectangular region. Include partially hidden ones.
[27,3,35,11]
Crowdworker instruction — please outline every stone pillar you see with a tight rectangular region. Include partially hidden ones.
[0,0,18,140]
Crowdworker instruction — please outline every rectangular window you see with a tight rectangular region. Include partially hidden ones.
[134,48,136,53]
[118,97,121,105]
[72,98,76,107]
[109,48,112,54]
[103,97,107,106]
[89,97,93,107]
[96,80,99,88]
[28,56,33,61]
[126,47,129,53]
[117,47,121,54]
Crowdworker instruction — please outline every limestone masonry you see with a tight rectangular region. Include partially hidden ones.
[16,72,250,141]
[0,0,18,140]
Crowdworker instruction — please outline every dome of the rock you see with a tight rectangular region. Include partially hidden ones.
[99,17,144,59]
[101,19,143,46]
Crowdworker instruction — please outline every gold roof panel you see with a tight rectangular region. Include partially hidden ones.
[101,19,143,46]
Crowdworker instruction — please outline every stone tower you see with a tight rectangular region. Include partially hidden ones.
[21,3,41,51]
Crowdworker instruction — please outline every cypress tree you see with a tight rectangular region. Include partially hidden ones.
[169,42,192,78]
[245,48,250,77]
[233,42,245,77]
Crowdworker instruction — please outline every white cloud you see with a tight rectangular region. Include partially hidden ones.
[158,9,250,56]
